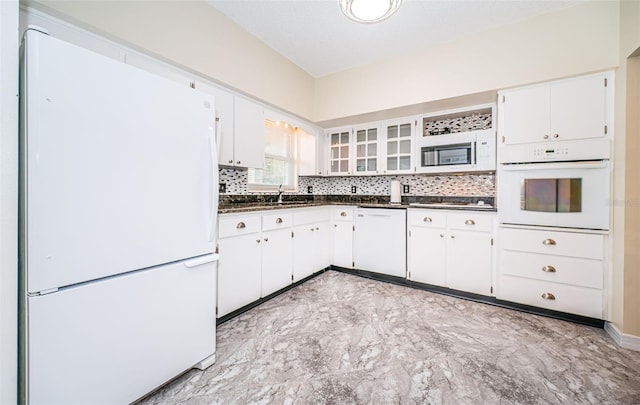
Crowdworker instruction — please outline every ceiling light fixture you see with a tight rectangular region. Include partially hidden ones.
[340,0,402,24]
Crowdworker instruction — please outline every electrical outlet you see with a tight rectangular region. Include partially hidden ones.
[351,185,357,193]
[219,183,227,193]
[403,185,410,194]
[307,185,313,194]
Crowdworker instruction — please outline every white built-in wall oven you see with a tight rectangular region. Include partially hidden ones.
[498,138,611,230]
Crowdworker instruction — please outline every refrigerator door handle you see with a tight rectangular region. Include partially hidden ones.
[184,253,220,268]
[208,126,219,242]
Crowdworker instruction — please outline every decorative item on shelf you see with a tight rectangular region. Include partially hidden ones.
[339,0,403,24]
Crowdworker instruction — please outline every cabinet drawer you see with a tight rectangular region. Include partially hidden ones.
[262,212,292,231]
[219,214,261,238]
[502,228,604,259]
[407,209,446,228]
[447,212,493,232]
[333,206,354,221]
[502,251,603,289]
[499,275,603,319]
[293,207,330,226]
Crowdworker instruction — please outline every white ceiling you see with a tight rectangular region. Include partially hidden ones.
[207,0,586,78]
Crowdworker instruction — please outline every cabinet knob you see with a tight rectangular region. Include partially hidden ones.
[542,238,556,246]
[236,222,246,229]
[543,134,549,140]
[553,133,559,139]
[315,227,319,231]
[264,237,269,242]
[256,239,261,243]
[450,235,455,239]
[228,160,233,164]
[541,292,556,300]
[464,219,476,225]
[340,212,347,217]
[276,217,283,224]
[542,265,556,273]
[423,217,432,223]
[236,161,241,164]
[334,224,337,228]
[310,228,315,232]
[439,234,444,238]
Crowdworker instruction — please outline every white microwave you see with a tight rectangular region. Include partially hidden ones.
[498,160,610,230]
[417,129,495,173]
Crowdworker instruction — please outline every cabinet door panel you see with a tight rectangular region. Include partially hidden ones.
[293,226,315,282]
[234,97,264,169]
[408,227,446,287]
[446,231,492,295]
[502,86,549,145]
[550,75,606,141]
[217,234,261,317]
[261,228,292,296]
[315,222,331,271]
[332,222,353,268]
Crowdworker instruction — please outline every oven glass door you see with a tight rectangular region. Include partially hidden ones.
[498,161,610,230]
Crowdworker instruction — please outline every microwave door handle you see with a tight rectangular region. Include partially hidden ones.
[472,141,476,165]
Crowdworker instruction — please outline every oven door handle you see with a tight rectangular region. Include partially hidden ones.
[500,161,608,171]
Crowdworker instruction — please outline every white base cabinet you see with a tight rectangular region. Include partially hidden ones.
[331,206,355,268]
[217,215,263,317]
[261,227,293,297]
[498,226,606,319]
[293,207,331,282]
[407,209,496,296]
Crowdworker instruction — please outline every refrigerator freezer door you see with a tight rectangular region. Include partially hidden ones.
[27,256,217,404]
[24,31,218,293]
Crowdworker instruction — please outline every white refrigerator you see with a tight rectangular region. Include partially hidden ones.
[20,29,219,404]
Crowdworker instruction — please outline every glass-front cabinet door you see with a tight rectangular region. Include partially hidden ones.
[327,127,351,175]
[354,123,380,174]
[384,118,414,173]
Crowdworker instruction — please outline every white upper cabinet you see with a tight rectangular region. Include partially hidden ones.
[327,126,352,175]
[382,117,414,174]
[193,82,265,169]
[297,127,319,176]
[500,72,611,145]
[234,97,264,169]
[354,123,380,175]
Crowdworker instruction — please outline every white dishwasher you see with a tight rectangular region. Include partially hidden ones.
[354,208,407,277]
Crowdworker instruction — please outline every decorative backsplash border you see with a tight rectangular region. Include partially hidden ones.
[219,168,495,197]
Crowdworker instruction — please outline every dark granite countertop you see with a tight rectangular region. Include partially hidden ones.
[218,195,496,214]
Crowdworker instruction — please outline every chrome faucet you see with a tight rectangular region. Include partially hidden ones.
[277,184,283,204]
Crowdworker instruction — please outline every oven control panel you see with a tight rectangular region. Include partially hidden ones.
[532,147,570,159]
[499,138,610,164]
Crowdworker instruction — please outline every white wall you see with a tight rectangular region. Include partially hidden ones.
[611,0,640,336]
[26,0,316,121]
[0,1,19,403]
[313,0,620,122]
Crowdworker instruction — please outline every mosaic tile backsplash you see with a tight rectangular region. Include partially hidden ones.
[219,167,495,197]
[423,112,492,135]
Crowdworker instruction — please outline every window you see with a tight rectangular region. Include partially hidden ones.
[248,119,297,191]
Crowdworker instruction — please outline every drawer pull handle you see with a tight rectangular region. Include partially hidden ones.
[542,238,556,246]
[340,212,347,217]
[464,219,475,225]
[423,217,432,223]
[276,217,283,224]
[541,292,556,300]
[236,222,246,229]
[542,265,556,273]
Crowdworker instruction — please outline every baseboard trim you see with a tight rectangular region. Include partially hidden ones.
[605,322,640,351]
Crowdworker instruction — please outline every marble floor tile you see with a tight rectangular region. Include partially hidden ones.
[138,271,640,405]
